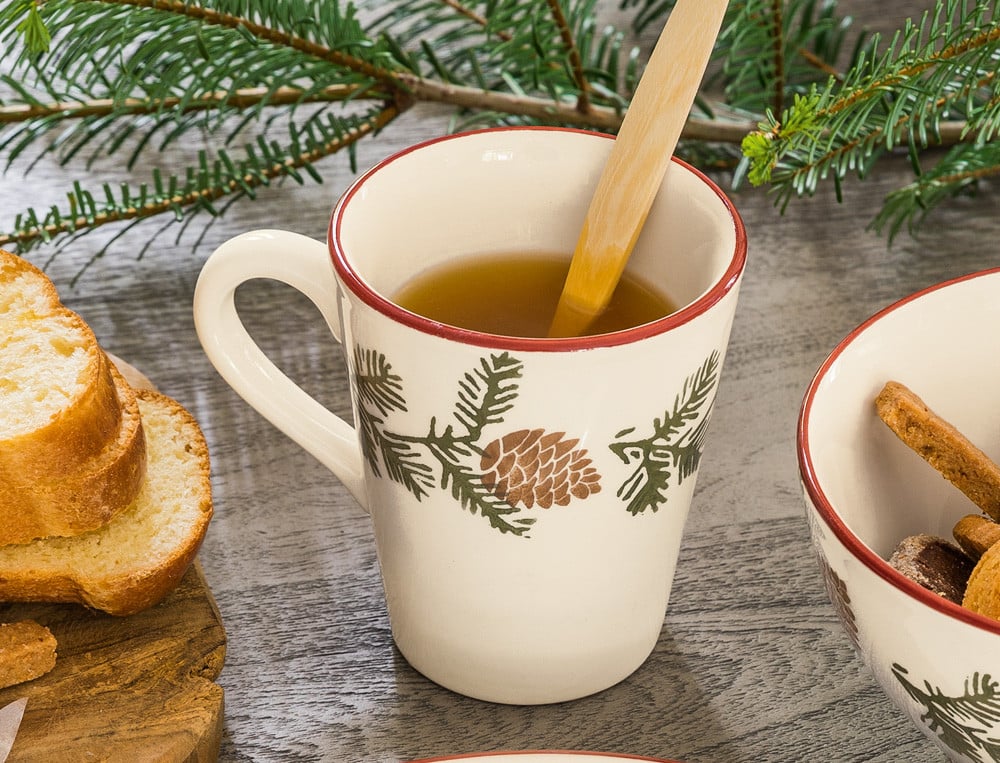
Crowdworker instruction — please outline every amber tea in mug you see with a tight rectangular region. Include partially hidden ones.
[393,251,678,337]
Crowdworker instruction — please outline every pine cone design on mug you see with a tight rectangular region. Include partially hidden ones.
[480,429,601,509]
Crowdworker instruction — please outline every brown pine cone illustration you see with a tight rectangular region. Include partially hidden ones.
[479,428,601,509]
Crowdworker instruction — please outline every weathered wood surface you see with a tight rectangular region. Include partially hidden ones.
[0,563,226,762]
[2,1,996,760]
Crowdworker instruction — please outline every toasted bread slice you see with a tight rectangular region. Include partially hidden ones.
[0,620,57,689]
[0,390,213,616]
[0,251,149,544]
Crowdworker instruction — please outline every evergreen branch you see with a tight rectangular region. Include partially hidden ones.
[438,0,509,38]
[75,0,400,82]
[656,351,720,440]
[356,397,435,498]
[609,352,718,515]
[379,430,436,499]
[675,414,710,482]
[0,84,366,124]
[616,455,671,516]
[4,0,1000,260]
[0,69,762,141]
[894,664,1000,760]
[0,103,400,253]
[743,0,1000,198]
[11,1,51,54]
[871,141,1000,241]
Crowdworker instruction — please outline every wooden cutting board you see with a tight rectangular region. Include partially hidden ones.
[0,560,226,762]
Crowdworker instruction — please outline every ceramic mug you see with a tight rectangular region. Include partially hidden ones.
[193,126,747,704]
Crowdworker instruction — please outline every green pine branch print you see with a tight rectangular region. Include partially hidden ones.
[353,347,434,497]
[893,664,1000,762]
[352,347,536,537]
[610,351,720,515]
[453,352,523,442]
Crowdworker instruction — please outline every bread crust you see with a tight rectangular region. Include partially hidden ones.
[0,362,147,545]
[0,390,213,616]
[0,321,121,472]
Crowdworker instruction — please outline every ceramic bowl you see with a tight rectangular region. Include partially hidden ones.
[798,268,1000,762]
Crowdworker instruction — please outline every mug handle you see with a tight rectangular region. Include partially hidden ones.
[193,229,367,508]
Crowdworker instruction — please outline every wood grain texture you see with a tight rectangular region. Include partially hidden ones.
[1,1,995,760]
[0,562,226,762]
[550,0,727,335]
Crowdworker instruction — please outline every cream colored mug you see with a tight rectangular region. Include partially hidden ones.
[193,127,747,704]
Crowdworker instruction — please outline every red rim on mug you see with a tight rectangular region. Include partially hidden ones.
[329,126,747,352]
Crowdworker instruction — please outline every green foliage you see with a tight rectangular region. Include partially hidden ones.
[354,348,535,536]
[893,664,1000,760]
[9,1,50,54]
[610,351,719,516]
[1,0,1000,261]
[352,348,435,496]
[738,0,1000,235]
[453,353,523,443]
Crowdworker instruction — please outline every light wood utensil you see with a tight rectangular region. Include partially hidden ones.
[548,0,730,337]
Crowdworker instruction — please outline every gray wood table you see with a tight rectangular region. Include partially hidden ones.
[2,2,993,760]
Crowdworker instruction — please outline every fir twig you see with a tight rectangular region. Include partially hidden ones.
[2,0,1000,262]
[742,0,1000,230]
[0,104,399,253]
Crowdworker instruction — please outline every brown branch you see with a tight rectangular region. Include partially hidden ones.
[824,23,1000,116]
[0,84,366,123]
[440,0,512,42]
[772,68,994,193]
[4,71,982,151]
[797,47,842,81]
[934,163,1000,185]
[545,0,591,115]
[769,0,785,118]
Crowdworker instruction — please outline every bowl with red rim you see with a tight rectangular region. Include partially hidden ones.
[798,268,1000,762]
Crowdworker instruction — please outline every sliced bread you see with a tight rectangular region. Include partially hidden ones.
[0,250,147,544]
[0,389,213,616]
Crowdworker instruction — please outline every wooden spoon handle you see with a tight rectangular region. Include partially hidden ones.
[549,0,729,337]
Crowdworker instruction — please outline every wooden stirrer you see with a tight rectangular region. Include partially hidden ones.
[548,0,729,338]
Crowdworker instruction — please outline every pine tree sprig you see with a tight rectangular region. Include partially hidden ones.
[871,140,1000,240]
[743,1,1000,203]
[3,0,1000,263]
[0,102,400,254]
